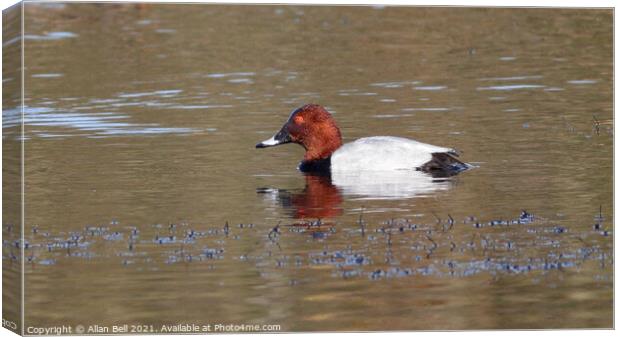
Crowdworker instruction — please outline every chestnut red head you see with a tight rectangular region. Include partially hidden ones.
[256,104,343,161]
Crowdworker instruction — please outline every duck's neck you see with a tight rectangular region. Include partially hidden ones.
[299,156,332,174]
[303,128,343,162]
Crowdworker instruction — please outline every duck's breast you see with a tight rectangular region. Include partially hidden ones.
[331,136,453,171]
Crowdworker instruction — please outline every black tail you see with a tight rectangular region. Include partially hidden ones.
[417,152,471,177]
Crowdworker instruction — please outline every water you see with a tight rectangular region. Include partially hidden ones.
[2,4,612,331]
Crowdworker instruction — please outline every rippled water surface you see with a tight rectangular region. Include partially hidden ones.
[3,4,613,331]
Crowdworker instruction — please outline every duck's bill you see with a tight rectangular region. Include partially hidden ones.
[256,129,291,148]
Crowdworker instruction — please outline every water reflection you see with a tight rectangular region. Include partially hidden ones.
[258,174,343,219]
[259,170,453,219]
[332,169,453,200]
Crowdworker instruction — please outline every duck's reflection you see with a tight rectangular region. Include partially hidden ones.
[258,170,454,220]
[258,174,343,220]
[331,169,453,200]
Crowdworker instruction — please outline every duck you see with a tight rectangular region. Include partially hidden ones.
[256,104,470,176]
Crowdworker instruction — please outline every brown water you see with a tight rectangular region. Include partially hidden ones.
[2,3,613,332]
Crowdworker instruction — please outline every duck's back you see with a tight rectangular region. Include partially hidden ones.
[331,136,456,172]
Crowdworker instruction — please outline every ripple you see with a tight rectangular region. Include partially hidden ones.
[154,89,183,95]
[228,78,254,84]
[169,104,233,109]
[567,79,598,85]
[402,107,451,112]
[31,73,64,78]
[118,89,182,98]
[370,80,420,88]
[413,86,447,91]
[338,92,378,96]
[479,75,543,81]
[90,98,124,104]
[206,72,255,78]
[2,106,201,138]
[373,114,413,118]
[4,31,78,47]
[477,84,546,91]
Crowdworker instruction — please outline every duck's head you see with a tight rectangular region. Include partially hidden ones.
[256,104,343,161]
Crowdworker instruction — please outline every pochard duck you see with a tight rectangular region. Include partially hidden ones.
[256,104,470,176]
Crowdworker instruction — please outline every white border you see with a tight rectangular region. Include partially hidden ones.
[0,1,616,337]
[0,0,618,9]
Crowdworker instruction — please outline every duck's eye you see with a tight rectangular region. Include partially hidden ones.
[293,115,304,124]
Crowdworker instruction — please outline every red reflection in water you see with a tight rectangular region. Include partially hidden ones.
[291,174,343,219]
